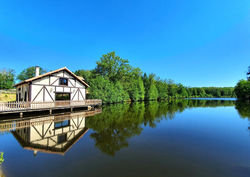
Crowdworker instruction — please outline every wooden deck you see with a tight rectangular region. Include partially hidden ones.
[0,99,102,116]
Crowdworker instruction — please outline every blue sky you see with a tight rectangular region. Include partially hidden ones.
[0,0,249,87]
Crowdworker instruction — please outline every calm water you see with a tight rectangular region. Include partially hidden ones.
[0,99,249,177]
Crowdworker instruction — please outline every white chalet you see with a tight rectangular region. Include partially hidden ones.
[14,67,89,102]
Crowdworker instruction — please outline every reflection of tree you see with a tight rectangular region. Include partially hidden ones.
[87,99,236,156]
[0,152,4,165]
[235,101,250,119]
[87,104,143,156]
[235,101,250,134]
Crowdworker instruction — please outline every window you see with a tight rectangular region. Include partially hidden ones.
[57,134,67,144]
[59,78,68,86]
[54,120,70,129]
[24,91,27,102]
[55,93,70,100]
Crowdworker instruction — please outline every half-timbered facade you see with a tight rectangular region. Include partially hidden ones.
[14,67,89,102]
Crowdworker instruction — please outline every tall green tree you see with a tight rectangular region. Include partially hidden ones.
[155,78,168,100]
[88,76,129,103]
[167,79,177,97]
[143,74,158,100]
[0,69,15,89]
[235,80,250,100]
[17,66,46,81]
[137,77,145,100]
[94,51,133,83]
[177,84,188,97]
[74,69,93,84]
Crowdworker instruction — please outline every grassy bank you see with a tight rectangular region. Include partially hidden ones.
[0,93,16,102]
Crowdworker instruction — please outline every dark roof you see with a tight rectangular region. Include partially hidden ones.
[14,67,89,87]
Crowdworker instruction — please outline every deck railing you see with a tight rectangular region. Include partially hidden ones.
[0,99,102,112]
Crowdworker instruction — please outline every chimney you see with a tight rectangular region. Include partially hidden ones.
[35,66,40,77]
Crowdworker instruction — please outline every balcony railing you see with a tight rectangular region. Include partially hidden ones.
[0,99,102,112]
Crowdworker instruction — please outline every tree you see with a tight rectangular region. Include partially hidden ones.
[235,80,250,100]
[0,69,15,89]
[143,73,158,100]
[94,51,133,83]
[74,69,93,84]
[17,66,46,81]
[147,83,158,100]
[155,78,168,100]
[177,84,188,97]
[88,76,129,103]
[167,80,177,97]
[137,77,145,100]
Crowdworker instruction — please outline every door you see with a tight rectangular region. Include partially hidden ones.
[55,93,71,107]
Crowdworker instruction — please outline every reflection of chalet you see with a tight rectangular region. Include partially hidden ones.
[14,67,89,102]
[12,112,89,155]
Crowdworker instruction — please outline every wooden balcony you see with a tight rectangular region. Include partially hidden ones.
[0,99,102,115]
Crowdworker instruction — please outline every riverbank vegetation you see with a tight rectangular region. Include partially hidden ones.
[0,92,16,102]
[75,52,235,103]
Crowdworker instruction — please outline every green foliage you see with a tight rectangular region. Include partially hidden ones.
[137,77,145,100]
[94,51,134,83]
[0,51,235,103]
[74,69,93,84]
[167,80,178,97]
[72,52,236,103]
[155,78,168,100]
[17,66,46,81]
[177,84,188,97]
[91,51,144,102]
[88,76,129,103]
[148,83,158,100]
[0,152,4,165]
[235,80,250,100]
[235,101,250,118]
[143,73,158,100]
[187,87,235,98]
[0,69,15,89]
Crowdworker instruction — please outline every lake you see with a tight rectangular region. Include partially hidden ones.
[0,99,249,177]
